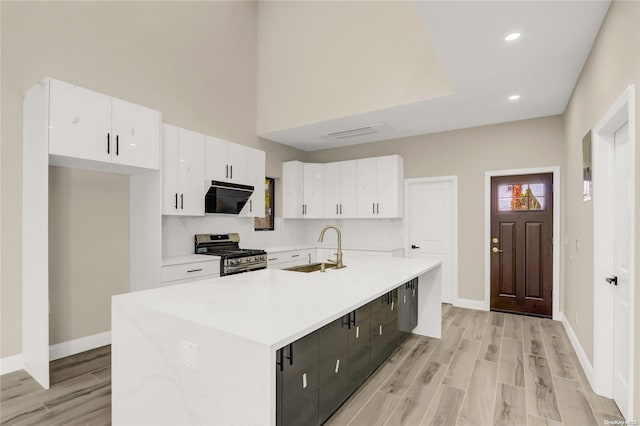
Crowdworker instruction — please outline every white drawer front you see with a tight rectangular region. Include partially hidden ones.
[267,250,312,267]
[161,260,220,283]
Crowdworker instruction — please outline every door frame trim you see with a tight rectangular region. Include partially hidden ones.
[592,84,635,419]
[484,166,561,319]
[404,176,458,304]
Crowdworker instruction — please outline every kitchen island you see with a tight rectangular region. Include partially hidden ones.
[112,256,441,425]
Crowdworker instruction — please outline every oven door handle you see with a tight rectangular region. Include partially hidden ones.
[224,263,267,275]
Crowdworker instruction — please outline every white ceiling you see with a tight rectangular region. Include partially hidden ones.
[259,0,610,151]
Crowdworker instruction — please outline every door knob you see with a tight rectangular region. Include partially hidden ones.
[606,276,618,286]
[411,244,420,249]
[492,247,503,253]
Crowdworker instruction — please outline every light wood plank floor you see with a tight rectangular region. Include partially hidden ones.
[327,305,624,426]
[0,305,624,425]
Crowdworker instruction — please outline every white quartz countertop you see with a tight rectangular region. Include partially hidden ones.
[115,257,440,350]
[161,254,220,266]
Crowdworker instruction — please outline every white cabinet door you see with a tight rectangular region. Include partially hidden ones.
[376,155,402,218]
[283,161,304,218]
[49,79,111,163]
[161,124,180,215]
[227,142,249,185]
[111,97,160,170]
[339,160,357,217]
[177,128,205,216]
[324,162,341,218]
[303,163,324,218]
[240,148,265,217]
[205,136,229,182]
[356,157,377,218]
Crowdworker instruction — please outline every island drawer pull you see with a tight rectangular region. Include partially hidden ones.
[276,349,284,371]
[268,257,278,261]
[286,343,293,365]
[291,254,300,258]
[341,314,351,329]
[187,268,203,273]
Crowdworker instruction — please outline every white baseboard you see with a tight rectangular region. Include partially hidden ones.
[49,331,111,361]
[560,311,594,385]
[0,353,24,375]
[1,331,111,375]
[455,298,489,311]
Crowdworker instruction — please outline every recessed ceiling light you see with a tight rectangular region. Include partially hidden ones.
[509,94,521,101]
[505,32,521,41]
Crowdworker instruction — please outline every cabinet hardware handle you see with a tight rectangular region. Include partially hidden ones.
[351,310,356,326]
[276,349,284,371]
[336,204,338,214]
[116,135,119,156]
[291,254,300,258]
[249,200,252,212]
[373,203,375,214]
[107,133,110,154]
[377,202,379,214]
[286,343,293,365]
[230,165,233,179]
[340,204,342,214]
[341,314,350,329]
[180,193,184,209]
[225,164,229,178]
[175,193,178,209]
[268,257,278,261]
[379,325,383,335]
[187,268,203,273]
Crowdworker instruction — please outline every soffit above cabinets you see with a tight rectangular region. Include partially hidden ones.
[258,1,610,151]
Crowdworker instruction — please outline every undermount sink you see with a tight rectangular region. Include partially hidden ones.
[283,262,340,273]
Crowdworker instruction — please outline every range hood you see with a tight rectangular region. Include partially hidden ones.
[205,181,254,214]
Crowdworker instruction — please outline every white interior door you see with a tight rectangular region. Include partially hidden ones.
[613,122,631,417]
[406,178,456,303]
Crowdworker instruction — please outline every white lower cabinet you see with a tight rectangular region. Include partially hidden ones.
[162,124,205,216]
[161,256,220,286]
[267,249,315,269]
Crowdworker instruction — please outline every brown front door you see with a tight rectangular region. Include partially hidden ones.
[490,173,553,317]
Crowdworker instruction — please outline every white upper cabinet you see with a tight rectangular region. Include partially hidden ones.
[284,155,403,220]
[283,161,305,218]
[356,155,403,218]
[48,79,160,170]
[324,160,357,218]
[303,163,324,218]
[111,98,161,170]
[204,136,229,182]
[162,124,205,216]
[227,143,249,185]
[239,147,266,217]
[205,137,251,186]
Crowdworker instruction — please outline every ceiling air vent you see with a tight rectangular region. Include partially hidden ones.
[322,123,392,140]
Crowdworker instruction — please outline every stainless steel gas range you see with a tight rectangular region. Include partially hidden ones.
[194,233,267,276]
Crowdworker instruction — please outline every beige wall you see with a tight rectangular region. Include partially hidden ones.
[48,167,130,345]
[307,115,565,302]
[0,1,305,358]
[256,0,452,134]
[562,0,640,412]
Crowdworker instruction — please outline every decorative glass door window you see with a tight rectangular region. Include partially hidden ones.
[497,183,546,211]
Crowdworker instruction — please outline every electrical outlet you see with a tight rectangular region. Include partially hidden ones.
[180,340,198,370]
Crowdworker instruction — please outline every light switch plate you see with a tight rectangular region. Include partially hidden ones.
[180,340,198,370]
